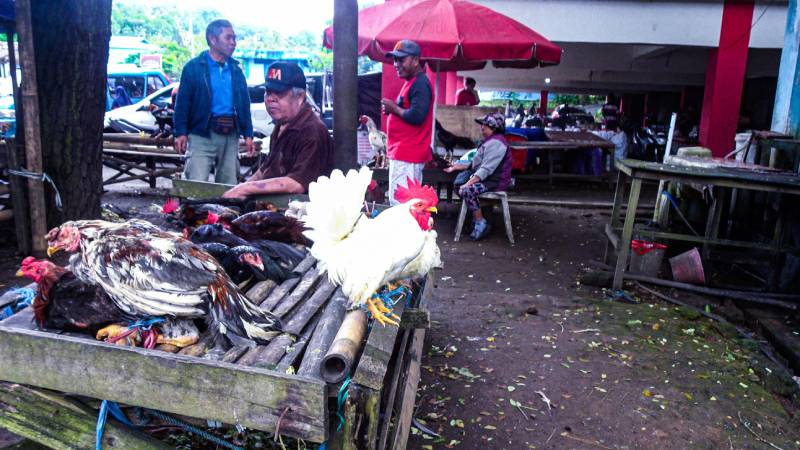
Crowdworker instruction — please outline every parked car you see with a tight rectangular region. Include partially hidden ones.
[104,83,275,138]
[107,65,171,111]
[550,104,595,128]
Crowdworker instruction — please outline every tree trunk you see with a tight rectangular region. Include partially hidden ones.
[31,0,111,226]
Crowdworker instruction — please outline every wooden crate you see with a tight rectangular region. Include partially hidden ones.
[0,256,433,448]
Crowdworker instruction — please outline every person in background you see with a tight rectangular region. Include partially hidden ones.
[444,113,512,241]
[174,19,254,185]
[455,77,480,106]
[223,61,333,198]
[380,40,434,205]
[111,85,132,109]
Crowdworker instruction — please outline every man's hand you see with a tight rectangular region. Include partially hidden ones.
[381,98,399,116]
[222,182,253,199]
[245,137,255,157]
[174,135,188,154]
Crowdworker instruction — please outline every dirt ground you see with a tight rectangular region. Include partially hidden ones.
[409,199,800,450]
[1,183,799,449]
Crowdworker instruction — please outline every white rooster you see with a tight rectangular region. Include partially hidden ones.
[304,167,440,326]
[359,115,387,168]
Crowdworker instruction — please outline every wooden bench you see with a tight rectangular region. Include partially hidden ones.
[453,191,515,244]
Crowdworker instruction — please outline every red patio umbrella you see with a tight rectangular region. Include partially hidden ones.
[322,0,562,71]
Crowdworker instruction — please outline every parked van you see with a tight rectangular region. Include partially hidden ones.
[107,65,171,111]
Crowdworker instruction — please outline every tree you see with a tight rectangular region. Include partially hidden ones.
[31,0,111,225]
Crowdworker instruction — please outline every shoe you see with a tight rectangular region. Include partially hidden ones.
[470,220,490,241]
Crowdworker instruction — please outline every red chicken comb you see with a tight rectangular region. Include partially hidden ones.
[368,179,378,191]
[20,256,36,268]
[162,198,180,214]
[206,212,220,225]
[394,177,438,206]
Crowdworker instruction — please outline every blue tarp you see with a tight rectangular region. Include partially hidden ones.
[0,0,14,34]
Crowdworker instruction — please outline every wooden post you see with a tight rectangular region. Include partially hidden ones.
[3,26,31,255]
[14,0,48,256]
[332,0,358,171]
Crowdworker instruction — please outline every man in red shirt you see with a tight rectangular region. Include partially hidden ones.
[380,40,433,205]
[455,77,480,106]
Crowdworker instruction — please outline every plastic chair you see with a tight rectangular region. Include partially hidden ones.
[453,191,515,244]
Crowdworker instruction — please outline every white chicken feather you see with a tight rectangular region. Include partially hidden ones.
[303,166,440,325]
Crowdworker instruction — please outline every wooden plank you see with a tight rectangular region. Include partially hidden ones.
[170,179,309,206]
[399,308,429,329]
[389,327,425,450]
[0,327,328,442]
[612,178,641,290]
[351,301,407,391]
[104,133,175,146]
[389,275,432,450]
[0,382,170,449]
[298,292,348,378]
[376,329,411,450]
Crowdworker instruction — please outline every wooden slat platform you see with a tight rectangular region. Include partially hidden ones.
[0,256,433,447]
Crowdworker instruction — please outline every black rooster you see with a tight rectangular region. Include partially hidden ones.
[435,120,476,160]
[199,242,291,284]
[229,210,310,246]
[190,224,307,271]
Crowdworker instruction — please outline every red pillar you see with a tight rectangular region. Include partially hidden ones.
[426,65,447,105]
[699,0,754,156]
[539,90,549,116]
[445,71,458,104]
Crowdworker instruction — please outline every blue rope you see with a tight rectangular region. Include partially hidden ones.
[0,288,35,320]
[127,317,165,331]
[94,400,242,450]
[95,400,110,450]
[335,375,351,433]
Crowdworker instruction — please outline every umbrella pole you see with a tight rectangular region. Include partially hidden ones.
[431,61,439,154]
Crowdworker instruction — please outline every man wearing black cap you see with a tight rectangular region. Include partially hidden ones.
[223,61,333,198]
[381,39,433,205]
[174,19,254,185]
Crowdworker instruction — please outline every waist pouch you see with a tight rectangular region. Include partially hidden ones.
[211,115,236,135]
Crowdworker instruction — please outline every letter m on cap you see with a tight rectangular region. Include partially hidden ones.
[268,68,282,80]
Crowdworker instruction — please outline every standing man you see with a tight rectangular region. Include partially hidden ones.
[380,40,433,205]
[174,19,254,185]
[455,77,480,106]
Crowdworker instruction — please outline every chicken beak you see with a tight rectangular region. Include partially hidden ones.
[427,206,438,214]
[47,246,59,257]
[15,269,23,277]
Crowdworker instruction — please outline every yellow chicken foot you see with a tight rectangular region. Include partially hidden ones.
[96,324,140,346]
[366,297,400,327]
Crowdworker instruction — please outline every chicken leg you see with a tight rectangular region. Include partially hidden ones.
[96,324,141,347]
[366,297,400,327]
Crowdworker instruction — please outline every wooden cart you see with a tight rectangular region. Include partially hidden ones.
[0,256,432,449]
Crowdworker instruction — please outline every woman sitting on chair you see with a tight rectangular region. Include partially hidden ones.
[444,112,512,240]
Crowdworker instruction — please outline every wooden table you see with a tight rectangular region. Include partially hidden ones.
[604,158,800,290]
[510,130,615,185]
[371,168,459,202]
[102,147,184,188]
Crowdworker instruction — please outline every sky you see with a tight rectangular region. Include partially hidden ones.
[139,0,380,36]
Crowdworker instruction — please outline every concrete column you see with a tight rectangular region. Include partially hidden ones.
[539,90,549,116]
[445,71,458,104]
[698,0,754,156]
[772,0,800,137]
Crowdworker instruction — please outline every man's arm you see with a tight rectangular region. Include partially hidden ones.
[173,67,193,138]
[222,176,304,198]
[400,76,432,125]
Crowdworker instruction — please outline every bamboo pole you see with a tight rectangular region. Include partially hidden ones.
[240,280,337,369]
[14,0,47,257]
[321,310,368,383]
[273,267,323,317]
[246,279,277,305]
[276,312,322,372]
[297,291,348,378]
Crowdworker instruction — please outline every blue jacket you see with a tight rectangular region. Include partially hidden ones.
[174,51,253,138]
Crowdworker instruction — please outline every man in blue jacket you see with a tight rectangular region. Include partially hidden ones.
[174,19,254,185]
